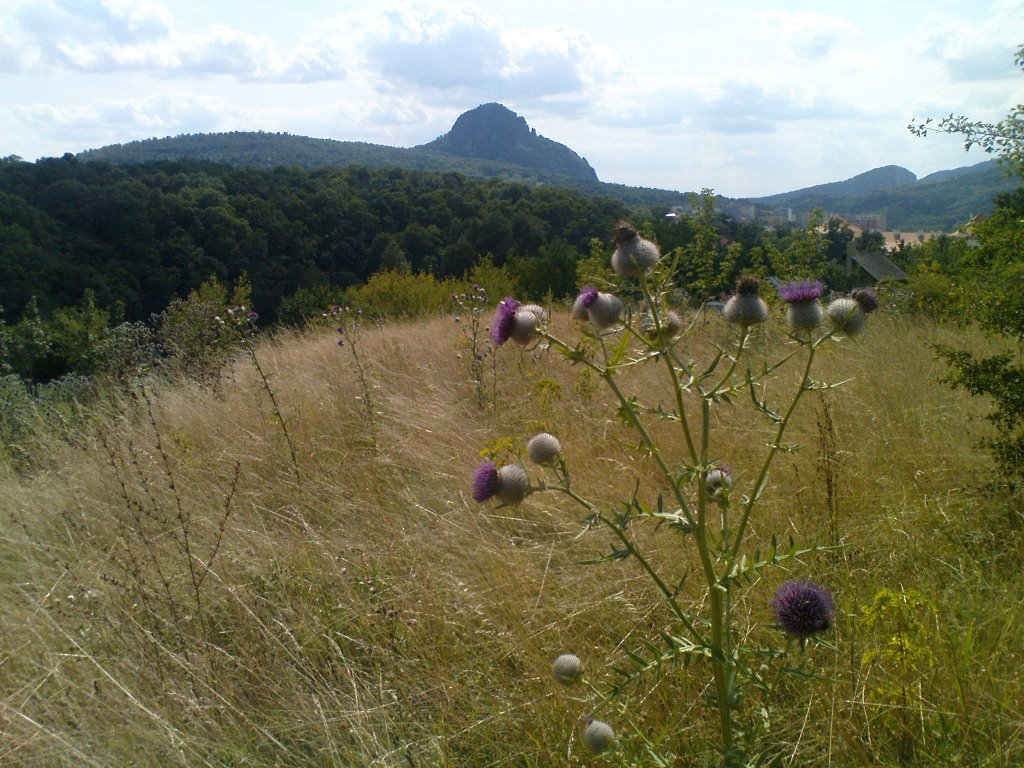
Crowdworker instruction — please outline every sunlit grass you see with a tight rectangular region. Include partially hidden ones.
[0,310,1020,766]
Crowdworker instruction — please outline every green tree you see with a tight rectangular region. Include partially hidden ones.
[915,44,1024,497]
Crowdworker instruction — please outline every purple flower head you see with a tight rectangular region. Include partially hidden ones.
[778,280,825,304]
[851,287,879,313]
[577,285,599,308]
[472,462,499,502]
[247,311,259,322]
[771,579,835,639]
[491,297,520,346]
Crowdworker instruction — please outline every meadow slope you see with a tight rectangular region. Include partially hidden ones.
[1,310,1020,766]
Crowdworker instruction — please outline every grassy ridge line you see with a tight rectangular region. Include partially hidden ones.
[0,311,1020,766]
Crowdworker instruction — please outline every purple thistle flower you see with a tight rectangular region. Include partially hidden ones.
[778,280,825,304]
[851,287,879,313]
[571,286,600,321]
[247,311,259,322]
[771,580,835,639]
[472,462,499,502]
[578,286,599,308]
[491,297,520,346]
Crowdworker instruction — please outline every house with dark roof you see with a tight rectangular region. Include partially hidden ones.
[845,242,907,285]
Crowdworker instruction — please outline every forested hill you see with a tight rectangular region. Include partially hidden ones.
[748,160,1014,231]
[0,155,627,323]
[75,104,687,209]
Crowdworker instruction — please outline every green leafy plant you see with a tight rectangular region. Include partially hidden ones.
[469,224,882,765]
[913,44,1024,503]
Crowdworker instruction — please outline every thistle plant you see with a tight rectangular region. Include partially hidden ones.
[469,224,881,765]
[450,285,494,408]
[332,304,377,434]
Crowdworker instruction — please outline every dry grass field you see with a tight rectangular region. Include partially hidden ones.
[1,308,1021,766]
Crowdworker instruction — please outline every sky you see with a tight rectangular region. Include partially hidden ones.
[1,0,1022,198]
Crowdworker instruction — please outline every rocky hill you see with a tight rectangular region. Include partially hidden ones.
[417,103,597,181]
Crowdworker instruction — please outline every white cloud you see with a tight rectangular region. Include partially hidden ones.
[756,10,857,59]
[348,1,612,103]
[920,1,1024,82]
[11,92,241,150]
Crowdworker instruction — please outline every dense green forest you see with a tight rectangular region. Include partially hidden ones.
[0,154,631,322]
[0,151,966,384]
[76,131,688,209]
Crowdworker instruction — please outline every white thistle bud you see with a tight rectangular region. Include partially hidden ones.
[583,719,615,754]
[495,464,527,505]
[588,292,623,329]
[552,653,583,683]
[509,309,539,345]
[527,433,561,464]
[826,297,867,336]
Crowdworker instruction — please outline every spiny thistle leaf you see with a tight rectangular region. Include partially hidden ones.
[747,368,782,422]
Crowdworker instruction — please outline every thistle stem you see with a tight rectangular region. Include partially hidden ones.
[729,339,819,559]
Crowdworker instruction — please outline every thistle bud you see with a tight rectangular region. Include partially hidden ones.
[771,579,835,639]
[705,465,732,497]
[851,287,879,314]
[583,718,616,754]
[552,653,583,683]
[611,221,661,277]
[527,433,561,464]
[723,276,768,327]
[588,292,624,329]
[825,297,866,336]
[571,286,599,321]
[495,464,528,506]
[779,280,825,331]
[509,308,539,345]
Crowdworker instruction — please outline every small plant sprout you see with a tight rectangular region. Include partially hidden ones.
[779,279,825,332]
[552,653,583,683]
[583,718,616,754]
[527,432,561,465]
[472,223,871,765]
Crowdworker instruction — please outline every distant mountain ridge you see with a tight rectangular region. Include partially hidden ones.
[752,165,918,205]
[74,103,1016,230]
[745,159,1013,231]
